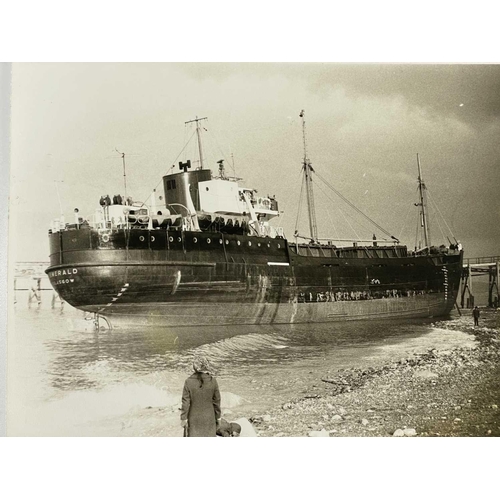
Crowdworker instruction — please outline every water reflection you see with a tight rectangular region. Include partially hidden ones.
[43,311,442,392]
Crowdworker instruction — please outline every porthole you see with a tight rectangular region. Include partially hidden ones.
[267,243,271,248]
[207,238,211,244]
[237,241,241,246]
[151,236,155,242]
[139,236,145,242]
[219,239,223,244]
[169,236,174,242]
[193,237,198,243]
[177,237,182,242]
[277,243,281,249]
[258,242,261,247]
[225,240,229,245]
[248,241,252,247]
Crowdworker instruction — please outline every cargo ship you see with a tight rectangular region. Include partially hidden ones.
[46,112,463,328]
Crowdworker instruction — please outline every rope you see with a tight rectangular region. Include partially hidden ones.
[206,127,236,177]
[324,205,340,241]
[294,173,307,234]
[314,170,395,239]
[426,188,456,240]
[427,196,447,243]
[397,186,418,241]
[132,129,198,211]
[314,179,362,241]
[414,209,420,250]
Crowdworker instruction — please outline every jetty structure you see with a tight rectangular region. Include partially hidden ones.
[461,256,500,308]
[45,112,464,329]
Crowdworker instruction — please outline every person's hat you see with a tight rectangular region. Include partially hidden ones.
[193,355,213,374]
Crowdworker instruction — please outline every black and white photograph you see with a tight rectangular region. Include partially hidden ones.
[0,5,499,497]
[5,61,500,439]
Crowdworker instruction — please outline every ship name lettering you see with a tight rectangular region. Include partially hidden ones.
[50,268,78,278]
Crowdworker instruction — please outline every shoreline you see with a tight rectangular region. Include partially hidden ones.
[248,309,500,437]
[31,309,498,437]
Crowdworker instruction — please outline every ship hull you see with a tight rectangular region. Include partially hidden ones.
[69,294,455,329]
[46,228,463,329]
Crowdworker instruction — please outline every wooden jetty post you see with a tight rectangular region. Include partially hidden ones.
[460,264,473,308]
[461,256,500,309]
[488,260,499,308]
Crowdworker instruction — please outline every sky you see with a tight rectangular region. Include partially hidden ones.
[8,62,500,261]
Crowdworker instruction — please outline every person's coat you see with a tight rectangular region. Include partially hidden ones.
[181,373,221,437]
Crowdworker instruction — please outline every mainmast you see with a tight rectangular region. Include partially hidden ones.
[299,110,318,242]
[416,153,431,248]
[185,116,208,170]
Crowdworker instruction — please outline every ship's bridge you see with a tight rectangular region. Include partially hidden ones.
[198,179,279,220]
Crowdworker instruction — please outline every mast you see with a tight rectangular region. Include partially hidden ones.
[416,153,431,248]
[115,149,127,199]
[185,116,208,169]
[299,110,318,242]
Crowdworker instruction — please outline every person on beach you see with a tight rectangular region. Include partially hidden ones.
[181,356,221,437]
[473,306,480,327]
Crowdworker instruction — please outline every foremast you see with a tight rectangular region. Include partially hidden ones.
[185,116,208,170]
[299,110,318,242]
[416,153,431,248]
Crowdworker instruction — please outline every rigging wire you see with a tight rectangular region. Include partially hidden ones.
[313,179,363,241]
[314,170,395,240]
[324,205,340,242]
[313,174,390,241]
[430,201,447,243]
[274,169,303,232]
[206,127,238,177]
[426,188,456,240]
[294,173,307,234]
[414,207,421,250]
[397,186,419,242]
[131,129,198,210]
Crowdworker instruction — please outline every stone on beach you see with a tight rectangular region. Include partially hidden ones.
[403,428,417,436]
[308,429,330,437]
[223,311,500,438]
[414,370,439,379]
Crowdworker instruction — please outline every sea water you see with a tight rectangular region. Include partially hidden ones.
[6,288,483,436]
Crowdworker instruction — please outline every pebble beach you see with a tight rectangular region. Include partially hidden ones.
[249,309,500,437]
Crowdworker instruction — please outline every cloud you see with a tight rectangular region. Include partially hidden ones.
[178,63,500,126]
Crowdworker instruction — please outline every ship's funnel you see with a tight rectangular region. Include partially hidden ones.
[162,167,212,216]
